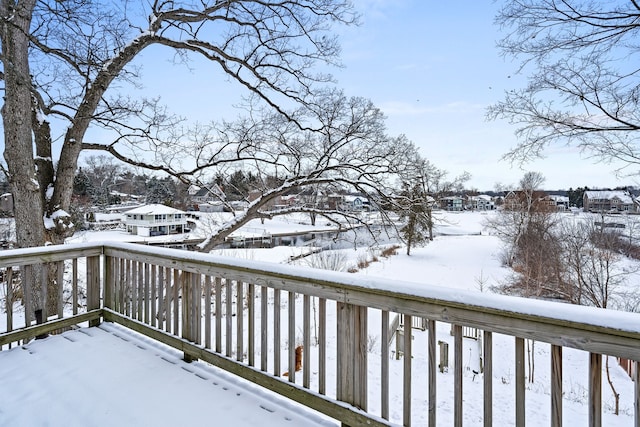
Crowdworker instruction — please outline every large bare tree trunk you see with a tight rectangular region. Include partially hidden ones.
[1,0,46,322]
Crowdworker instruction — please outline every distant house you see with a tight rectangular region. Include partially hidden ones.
[189,184,225,207]
[341,195,370,212]
[124,204,188,236]
[467,195,494,211]
[583,190,635,213]
[503,190,554,212]
[543,195,570,212]
[439,196,464,212]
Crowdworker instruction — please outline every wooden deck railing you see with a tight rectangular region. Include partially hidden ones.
[1,242,640,426]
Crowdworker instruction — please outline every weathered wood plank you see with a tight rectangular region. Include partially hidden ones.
[381,310,389,420]
[6,268,14,336]
[237,280,244,362]
[0,310,103,347]
[0,244,102,268]
[429,319,436,427]
[205,275,212,350]
[130,260,137,320]
[635,360,639,427]
[454,324,463,427]
[172,269,179,335]
[515,337,525,427]
[589,353,602,427]
[87,256,101,327]
[336,302,350,402]
[303,294,310,388]
[158,266,165,331]
[143,262,150,325]
[226,278,233,358]
[288,290,296,383]
[483,331,492,427]
[150,264,157,327]
[56,261,64,318]
[260,285,268,372]
[136,261,143,321]
[273,288,281,377]
[357,305,368,412]
[404,315,413,427]
[248,283,255,367]
[72,259,78,316]
[551,345,562,427]
[215,276,222,353]
[319,297,326,395]
[23,265,32,327]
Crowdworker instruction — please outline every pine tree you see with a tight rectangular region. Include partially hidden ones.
[396,181,434,255]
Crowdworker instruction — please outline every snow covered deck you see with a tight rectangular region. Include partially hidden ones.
[0,323,335,427]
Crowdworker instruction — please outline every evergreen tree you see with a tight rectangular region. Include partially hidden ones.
[396,181,434,256]
[146,177,174,205]
[567,187,587,208]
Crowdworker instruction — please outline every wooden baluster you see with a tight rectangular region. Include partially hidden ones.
[260,285,268,371]
[589,352,602,427]
[551,345,562,427]
[483,331,493,427]
[515,337,525,427]
[429,319,437,427]
[381,310,389,420]
[248,283,255,367]
[454,324,463,427]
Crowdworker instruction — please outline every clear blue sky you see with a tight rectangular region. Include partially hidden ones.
[77,1,636,191]
[333,0,633,191]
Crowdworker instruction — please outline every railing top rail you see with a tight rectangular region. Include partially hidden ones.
[0,242,103,268]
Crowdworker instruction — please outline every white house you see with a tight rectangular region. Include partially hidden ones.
[124,204,188,236]
[341,195,370,212]
[467,194,494,211]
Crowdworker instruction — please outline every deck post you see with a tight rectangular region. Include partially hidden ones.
[103,256,114,310]
[336,301,368,422]
[86,255,101,327]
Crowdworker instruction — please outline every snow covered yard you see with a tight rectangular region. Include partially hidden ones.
[1,210,640,425]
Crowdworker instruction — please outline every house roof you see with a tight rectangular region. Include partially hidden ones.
[584,190,634,204]
[124,204,186,215]
[470,195,493,201]
[547,195,569,203]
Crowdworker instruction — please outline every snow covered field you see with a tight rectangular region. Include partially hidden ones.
[2,210,639,425]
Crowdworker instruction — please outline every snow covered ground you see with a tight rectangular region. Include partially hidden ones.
[2,210,640,425]
[0,322,336,427]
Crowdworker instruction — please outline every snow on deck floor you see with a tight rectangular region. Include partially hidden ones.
[0,323,338,427]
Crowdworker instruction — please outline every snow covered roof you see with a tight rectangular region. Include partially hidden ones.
[547,195,569,202]
[470,194,493,201]
[124,204,185,215]
[343,195,368,202]
[584,190,634,203]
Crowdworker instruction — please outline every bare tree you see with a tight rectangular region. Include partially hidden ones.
[560,218,637,309]
[0,0,357,320]
[485,172,564,297]
[489,1,640,175]
[194,92,420,251]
